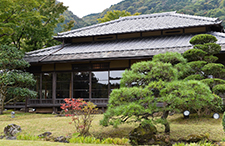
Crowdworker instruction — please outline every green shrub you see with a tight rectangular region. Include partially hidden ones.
[189,34,217,45]
[183,49,207,62]
[173,143,186,146]
[16,133,40,141]
[222,112,225,133]
[213,84,225,95]
[173,142,214,146]
[152,52,187,65]
[183,74,204,81]
[69,135,129,145]
[101,138,114,144]
[102,137,129,145]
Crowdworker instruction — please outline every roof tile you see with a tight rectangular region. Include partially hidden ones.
[25,32,225,63]
[54,12,222,39]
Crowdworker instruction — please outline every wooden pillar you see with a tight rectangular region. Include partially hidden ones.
[108,70,110,99]
[52,72,56,112]
[40,73,42,103]
[129,59,131,68]
[89,71,92,102]
[70,72,73,98]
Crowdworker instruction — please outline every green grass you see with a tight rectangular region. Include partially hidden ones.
[0,140,113,146]
[0,111,224,145]
[168,113,224,141]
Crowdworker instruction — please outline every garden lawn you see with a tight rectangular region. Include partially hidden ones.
[0,111,224,143]
[0,140,113,146]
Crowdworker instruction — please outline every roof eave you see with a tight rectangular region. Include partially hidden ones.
[53,22,223,40]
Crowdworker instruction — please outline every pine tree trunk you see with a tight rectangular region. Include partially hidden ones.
[0,92,4,114]
[161,111,170,133]
[0,101,3,115]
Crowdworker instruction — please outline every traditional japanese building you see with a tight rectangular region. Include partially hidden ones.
[7,11,225,113]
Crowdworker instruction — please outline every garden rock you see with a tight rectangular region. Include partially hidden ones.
[5,136,16,140]
[179,133,209,143]
[4,124,22,137]
[0,135,4,139]
[129,124,157,145]
[54,136,69,143]
[154,134,171,146]
[38,132,52,138]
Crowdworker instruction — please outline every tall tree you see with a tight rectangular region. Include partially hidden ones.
[0,45,37,114]
[97,10,140,23]
[0,0,73,52]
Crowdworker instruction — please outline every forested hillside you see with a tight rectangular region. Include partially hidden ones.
[82,0,225,27]
[55,10,89,33]
[57,0,225,33]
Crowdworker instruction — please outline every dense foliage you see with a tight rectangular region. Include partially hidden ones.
[0,0,73,51]
[0,45,37,114]
[55,9,89,33]
[97,10,140,23]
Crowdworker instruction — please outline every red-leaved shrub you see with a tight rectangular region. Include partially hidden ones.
[61,98,98,136]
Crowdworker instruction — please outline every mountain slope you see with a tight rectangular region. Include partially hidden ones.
[82,0,225,27]
[56,0,225,32]
[55,9,89,33]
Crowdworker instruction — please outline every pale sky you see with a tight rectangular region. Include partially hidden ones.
[58,0,124,18]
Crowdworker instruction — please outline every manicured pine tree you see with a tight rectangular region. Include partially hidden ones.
[0,45,36,114]
[100,34,223,135]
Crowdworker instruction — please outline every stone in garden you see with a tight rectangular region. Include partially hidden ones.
[54,136,69,143]
[129,123,157,145]
[5,136,17,140]
[178,133,209,143]
[38,132,52,138]
[154,134,171,146]
[0,135,4,139]
[186,133,209,143]
[4,124,22,137]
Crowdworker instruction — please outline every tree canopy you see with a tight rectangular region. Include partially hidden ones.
[0,45,37,114]
[0,0,74,52]
[97,10,140,23]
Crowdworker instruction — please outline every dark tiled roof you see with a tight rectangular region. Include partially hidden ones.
[25,32,225,63]
[54,12,222,39]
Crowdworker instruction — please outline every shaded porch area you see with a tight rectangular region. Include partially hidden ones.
[5,98,108,113]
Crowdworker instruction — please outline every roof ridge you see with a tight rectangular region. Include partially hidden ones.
[25,44,67,55]
[171,12,220,22]
[119,11,176,20]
